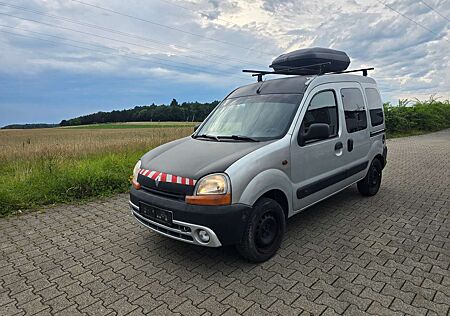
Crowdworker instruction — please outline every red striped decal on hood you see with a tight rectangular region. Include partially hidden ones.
[138,169,197,186]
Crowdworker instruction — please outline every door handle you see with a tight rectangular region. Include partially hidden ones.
[347,139,354,152]
[335,142,343,151]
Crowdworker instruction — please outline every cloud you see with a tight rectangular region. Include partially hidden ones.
[0,0,449,125]
[255,0,449,100]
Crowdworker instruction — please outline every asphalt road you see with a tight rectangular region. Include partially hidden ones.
[1,129,449,315]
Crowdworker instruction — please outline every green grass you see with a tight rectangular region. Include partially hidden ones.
[0,150,143,217]
[0,125,193,217]
[68,122,197,129]
[386,130,432,139]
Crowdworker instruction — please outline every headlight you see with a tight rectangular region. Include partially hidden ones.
[186,173,231,205]
[195,174,229,195]
[132,160,141,189]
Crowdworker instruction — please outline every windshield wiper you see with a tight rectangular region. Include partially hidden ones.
[193,134,220,142]
[217,135,260,142]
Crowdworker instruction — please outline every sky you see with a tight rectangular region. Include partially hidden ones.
[0,0,449,126]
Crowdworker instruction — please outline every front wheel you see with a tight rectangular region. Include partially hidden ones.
[357,158,382,196]
[236,197,286,262]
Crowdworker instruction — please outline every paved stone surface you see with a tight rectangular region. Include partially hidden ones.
[1,129,449,316]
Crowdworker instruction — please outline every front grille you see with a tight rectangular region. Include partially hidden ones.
[138,174,194,200]
[141,186,186,201]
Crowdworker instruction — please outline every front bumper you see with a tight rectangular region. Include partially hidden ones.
[129,188,252,247]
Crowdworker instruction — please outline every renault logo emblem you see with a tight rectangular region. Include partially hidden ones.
[155,174,161,187]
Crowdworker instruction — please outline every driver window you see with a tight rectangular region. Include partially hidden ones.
[300,90,339,138]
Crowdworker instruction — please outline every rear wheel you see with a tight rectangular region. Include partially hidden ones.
[236,197,285,262]
[357,158,382,196]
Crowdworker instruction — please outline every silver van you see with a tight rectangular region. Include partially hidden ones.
[129,48,387,262]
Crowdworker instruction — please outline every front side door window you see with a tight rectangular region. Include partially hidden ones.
[299,90,339,145]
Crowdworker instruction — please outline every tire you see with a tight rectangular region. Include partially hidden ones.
[357,158,382,196]
[236,197,286,262]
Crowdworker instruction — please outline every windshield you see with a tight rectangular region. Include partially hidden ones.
[195,94,303,141]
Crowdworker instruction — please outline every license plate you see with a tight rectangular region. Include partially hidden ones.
[139,203,173,226]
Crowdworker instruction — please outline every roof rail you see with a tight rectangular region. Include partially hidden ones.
[331,68,375,76]
[242,66,375,82]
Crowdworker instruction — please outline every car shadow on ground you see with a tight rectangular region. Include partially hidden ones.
[134,184,374,269]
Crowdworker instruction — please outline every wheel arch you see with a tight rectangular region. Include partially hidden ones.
[373,153,385,168]
[235,168,293,217]
[259,189,289,219]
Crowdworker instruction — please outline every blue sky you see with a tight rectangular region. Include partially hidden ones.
[0,0,449,126]
[0,70,233,125]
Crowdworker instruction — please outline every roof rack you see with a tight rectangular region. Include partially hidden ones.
[242,65,375,82]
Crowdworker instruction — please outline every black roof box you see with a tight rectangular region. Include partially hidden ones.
[270,47,350,75]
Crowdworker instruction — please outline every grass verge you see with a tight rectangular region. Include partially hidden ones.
[386,130,433,139]
[0,150,142,217]
[0,126,194,217]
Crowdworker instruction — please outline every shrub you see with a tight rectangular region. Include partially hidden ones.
[384,98,450,137]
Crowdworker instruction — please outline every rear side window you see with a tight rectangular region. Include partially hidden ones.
[341,88,367,133]
[300,90,339,139]
[365,88,384,127]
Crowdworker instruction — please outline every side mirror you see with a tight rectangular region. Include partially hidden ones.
[299,123,330,146]
[193,124,201,132]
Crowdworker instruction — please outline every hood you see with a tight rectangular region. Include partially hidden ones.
[141,136,268,180]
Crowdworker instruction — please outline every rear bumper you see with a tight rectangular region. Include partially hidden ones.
[129,188,252,247]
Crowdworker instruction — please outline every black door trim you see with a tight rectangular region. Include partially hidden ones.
[370,129,385,137]
[297,161,369,199]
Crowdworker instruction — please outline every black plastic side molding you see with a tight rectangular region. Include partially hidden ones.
[370,129,386,137]
[297,161,369,199]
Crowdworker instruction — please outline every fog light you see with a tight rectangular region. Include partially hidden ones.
[197,230,210,243]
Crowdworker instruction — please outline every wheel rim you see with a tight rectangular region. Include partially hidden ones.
[369,165,381,187]
[255,212,278,250]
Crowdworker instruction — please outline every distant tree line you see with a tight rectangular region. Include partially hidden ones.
[1,123,58,129]
[60,99,219,126]
[4,97,449,135]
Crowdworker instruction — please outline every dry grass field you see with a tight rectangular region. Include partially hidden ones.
[0,125,194,161]
[0,124,195,216]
